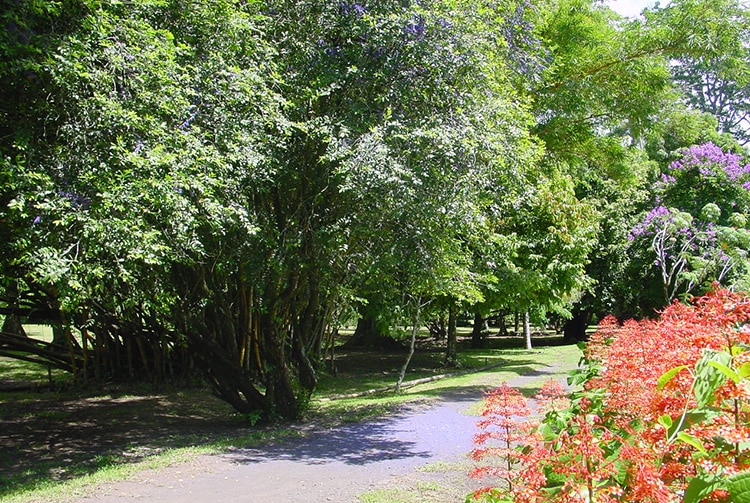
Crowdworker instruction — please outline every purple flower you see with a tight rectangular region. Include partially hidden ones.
[669,142,749,183]
[353,3,366,16]
[630,205,672,239]
[404,15,427,40]
[339,2,366,17]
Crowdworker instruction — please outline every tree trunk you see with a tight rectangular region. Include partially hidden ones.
[261,311,302,421]
[292,324,317,393]
[396,301,422,393]
[471,312,486,349]
[344,315,401,350]
[1,314,26,337]
[1,280,26,337]
[496,310,507,336]
[445,301,458,366]
[563,308,591,343]
[191,337,267,415]
[523,310,532,350]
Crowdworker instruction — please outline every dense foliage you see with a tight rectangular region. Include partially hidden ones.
[1,0,749,419]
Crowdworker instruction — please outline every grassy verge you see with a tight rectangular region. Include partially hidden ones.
[1,332,582,503]
[314,343,581,420]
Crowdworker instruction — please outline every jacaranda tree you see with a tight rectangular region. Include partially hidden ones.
[629,143,750,304]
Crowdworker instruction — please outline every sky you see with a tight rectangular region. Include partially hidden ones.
[604,0,659,17]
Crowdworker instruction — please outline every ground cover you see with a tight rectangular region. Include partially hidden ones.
[0,328,581,503]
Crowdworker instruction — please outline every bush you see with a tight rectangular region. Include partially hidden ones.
[469,286,750,502]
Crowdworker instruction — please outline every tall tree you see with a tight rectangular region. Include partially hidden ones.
[662,0,750,145]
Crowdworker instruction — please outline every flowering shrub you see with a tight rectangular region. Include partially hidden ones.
[470,380,568,502]
[469,287,750,502]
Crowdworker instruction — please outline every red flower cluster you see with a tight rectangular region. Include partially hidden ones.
[469,287,750,502]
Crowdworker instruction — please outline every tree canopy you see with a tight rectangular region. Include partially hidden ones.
[1,0,749,419]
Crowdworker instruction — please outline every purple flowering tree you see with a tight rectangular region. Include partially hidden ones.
[631,143,750,302]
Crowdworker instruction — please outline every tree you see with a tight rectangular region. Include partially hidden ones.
[1,0,288,409]
[1,0,542,419]
[629,143,750,303]
[664,0,750,145]
[525,0,750,329]
[492,172,598,349]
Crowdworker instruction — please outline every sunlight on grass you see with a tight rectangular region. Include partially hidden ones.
[417,460,470,473]
[313,344,582,421]
[359,487,420,503]
[359,480,463,503]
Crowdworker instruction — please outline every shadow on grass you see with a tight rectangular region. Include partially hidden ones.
[0,389,247,497]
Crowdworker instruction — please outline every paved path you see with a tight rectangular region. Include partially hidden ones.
[76,362,573,503]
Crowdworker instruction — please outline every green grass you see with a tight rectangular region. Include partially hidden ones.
[313,343,582,419]
[0,325,71,387]
[21,325,54,342]
[358,479,470,503]
[0,358,61,384]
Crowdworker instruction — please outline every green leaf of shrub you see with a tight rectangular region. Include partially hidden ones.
[727,471,750,503]
[694,350,732,407]
[682,474,723,503]
[657,365,689,390]
[657,414,673,429]
[676,432,707,455]
[707,361,740,384]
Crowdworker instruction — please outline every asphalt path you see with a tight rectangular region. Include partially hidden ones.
[75,362,573,503]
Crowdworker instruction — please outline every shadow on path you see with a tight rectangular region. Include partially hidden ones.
[225,414,433,466]
[223,360,567,469]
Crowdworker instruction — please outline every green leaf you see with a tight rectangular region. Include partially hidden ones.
[657,414,673,429]
[727,471,750,503]
[694,350,732,407]
[657,365,689,390]
[682,474,723,503]
[537,422,557,442]
[676,432,707,455]
[707,360,741,384]
[739,362,750,379]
